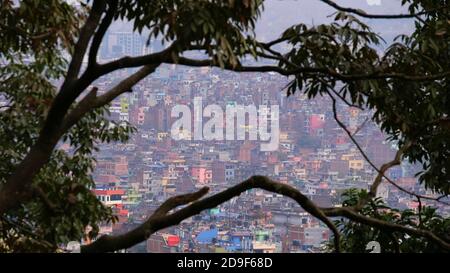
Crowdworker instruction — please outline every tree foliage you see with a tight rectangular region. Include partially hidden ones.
[0,0,449,252]
[0,0,134,251]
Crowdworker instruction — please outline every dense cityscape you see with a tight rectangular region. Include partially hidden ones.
[2,1,449,259]
[57,30,448,253]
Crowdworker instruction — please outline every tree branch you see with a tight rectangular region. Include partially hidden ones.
[94,42,177,76]
[66,0,106,82]
[81,176,341,253]
[0,1,108,216]
[62,64,158,131]
[82,175,450,253]
[88,0,118,68]
[37,0,107,136]
[166,56,450,82]
[326,89,450,206]
[319,0,426,19]
[32,185,59,213]
[321,206,450,251]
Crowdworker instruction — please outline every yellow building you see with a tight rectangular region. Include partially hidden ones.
[349,159,364,170]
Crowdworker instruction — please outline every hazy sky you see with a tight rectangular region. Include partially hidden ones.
[109,0,415,47]
[256,0,414,42]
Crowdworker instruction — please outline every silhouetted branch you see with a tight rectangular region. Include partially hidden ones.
[66,0,106,82]
[168,56,450,82]
[82,175,450,253]
[62,64,158,131]
[321,206,450,250]
[81,176,341,253]
[88,0,118,68]
[326,89,450,206]
[319,0,427,19]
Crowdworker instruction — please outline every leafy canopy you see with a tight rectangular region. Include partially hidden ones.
[0,0,449,252]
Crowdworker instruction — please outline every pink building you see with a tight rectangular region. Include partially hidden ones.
[191,166,212,184]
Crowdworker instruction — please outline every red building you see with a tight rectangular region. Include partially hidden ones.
[147,233,180,253]
[309,114,325,136]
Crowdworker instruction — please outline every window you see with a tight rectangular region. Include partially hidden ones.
[110,194,122,201]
